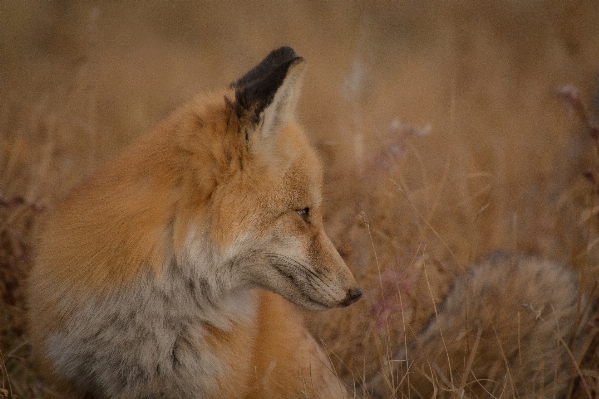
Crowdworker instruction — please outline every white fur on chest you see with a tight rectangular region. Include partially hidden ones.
[46,256,258,399]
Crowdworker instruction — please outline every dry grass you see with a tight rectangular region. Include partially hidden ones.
[2,1,599,398]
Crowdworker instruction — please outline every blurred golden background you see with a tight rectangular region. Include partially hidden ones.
[2,2,599,397]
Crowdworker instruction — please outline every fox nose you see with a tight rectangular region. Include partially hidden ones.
[340,286,362,307]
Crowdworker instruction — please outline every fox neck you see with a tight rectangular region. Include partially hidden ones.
[168,226,257,331]
[45,244,258,397]
[150,260,257,335]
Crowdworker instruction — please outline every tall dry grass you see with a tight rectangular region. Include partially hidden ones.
[2,2,599,397]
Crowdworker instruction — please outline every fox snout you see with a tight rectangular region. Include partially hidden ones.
[322,234,363,309]
[302,227,363,310]
[329,267,362,308]
[340,286,363,307]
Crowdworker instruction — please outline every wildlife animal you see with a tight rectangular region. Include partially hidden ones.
[28,46,362,399]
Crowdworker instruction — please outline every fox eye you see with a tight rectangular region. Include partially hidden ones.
[296,207,311,224]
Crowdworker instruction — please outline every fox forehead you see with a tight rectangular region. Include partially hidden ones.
[201,108,324,248]
[234,122,323,218]
[263,122,323,208]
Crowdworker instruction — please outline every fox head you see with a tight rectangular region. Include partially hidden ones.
[173,47,362,311]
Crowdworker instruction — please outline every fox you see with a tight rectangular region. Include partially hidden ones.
[27,46,363,399]
[360,252,593,398]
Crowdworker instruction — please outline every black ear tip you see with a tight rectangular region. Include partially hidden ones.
[270,46,298,60]
[232,46,305,120]
[232,46,302,90]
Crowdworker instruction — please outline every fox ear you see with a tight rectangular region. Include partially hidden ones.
[232,46,306,138]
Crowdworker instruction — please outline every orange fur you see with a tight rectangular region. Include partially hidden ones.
[28,47,360,398]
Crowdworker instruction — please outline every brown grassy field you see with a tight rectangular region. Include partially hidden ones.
[2,1,599,398]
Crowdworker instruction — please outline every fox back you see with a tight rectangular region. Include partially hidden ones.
[28,47,361,398]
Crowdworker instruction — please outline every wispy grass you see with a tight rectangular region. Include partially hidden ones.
[2,2,599,398]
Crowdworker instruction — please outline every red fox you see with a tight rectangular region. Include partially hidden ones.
[27,47,362,398]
